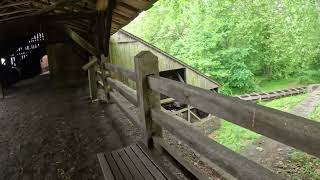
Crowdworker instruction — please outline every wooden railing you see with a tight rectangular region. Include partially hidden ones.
[88,51,320,180]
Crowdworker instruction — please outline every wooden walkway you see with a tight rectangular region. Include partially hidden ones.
[97,142,175,180]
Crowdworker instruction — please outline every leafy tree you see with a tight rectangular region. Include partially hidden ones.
[125,0,320,92]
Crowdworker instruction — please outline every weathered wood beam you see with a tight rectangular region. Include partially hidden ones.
[88,56,98,100]
[135,51,162,148]
[0,1,32,10]
[82,58,98,71]
[0,9,37,17]
[160,98,175,105]
[148,76,320,157]
[63,25,99,57]
[105,63,137,81]
[151,109,282,180]
[110,91,140,128]
[0,0,78,22]
[107,77,138,106]
[96,0,108,11]
[97,0,116,56]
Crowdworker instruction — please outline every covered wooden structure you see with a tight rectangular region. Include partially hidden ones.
[110,30,219,91]
[1,1,319,180]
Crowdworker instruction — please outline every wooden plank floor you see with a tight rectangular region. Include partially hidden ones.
[98,142,176,180]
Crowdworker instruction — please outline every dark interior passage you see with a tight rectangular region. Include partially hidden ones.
[0,75,133,179]
[0,33,47,90]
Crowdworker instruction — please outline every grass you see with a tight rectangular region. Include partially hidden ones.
[231,77,304,95]
[210,93,307,152]
[282,151,320,180]
[310,104,320,121]
[260,94,308,112]
[256,76,303,92]
[210,121,260,152]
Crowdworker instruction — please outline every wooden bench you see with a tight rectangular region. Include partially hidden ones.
[97,142,176,180]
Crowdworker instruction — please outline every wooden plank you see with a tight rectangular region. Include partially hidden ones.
[151,109,282,180]
[97,153,115,180]
[148,76,320,158]
[118,150,145,180]
[124,147,155,180]
[98,80,104,87]
[160,98,175,105]
[0,9,37,17]
[107,78,138,106]
[0,1,32,10]
[110,91,140,128]
[111,151,134,179]
[105,154,125,180]
[82,58,98,71]
[136,142,177,180]
[130,144,167,180]
[64,25,99,57]
[0,0,77,22]
[88,57,97,100]
[102,0,116,56]
[134,51,162,148]
[105,63,137,81]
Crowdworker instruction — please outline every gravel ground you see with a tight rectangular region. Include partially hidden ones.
[0,75,125,180]
[0,74,224,180]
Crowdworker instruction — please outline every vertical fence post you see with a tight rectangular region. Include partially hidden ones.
[88,56,98,100]
[101,55,110,102]
[135,51,162,148]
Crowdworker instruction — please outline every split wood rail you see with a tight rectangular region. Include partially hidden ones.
[88,51,320,180]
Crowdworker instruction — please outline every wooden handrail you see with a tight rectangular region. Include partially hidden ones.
[148,76,320,158]
[107,78,138,106]
[110,91,140,127]
[151,109,282,180]
[105,63,137,81]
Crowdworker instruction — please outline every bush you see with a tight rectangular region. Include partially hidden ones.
[298,70,320,85]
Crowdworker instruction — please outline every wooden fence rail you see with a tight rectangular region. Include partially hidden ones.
[105,63,137,81]
[91,50,320,180]
[151,109,282,180]
[107,77,138,106]
[148,76,320,158]
[109,91,140,127]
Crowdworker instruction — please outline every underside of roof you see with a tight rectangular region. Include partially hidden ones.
[0,0,157,41]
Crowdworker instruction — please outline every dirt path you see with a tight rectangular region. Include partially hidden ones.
[0,74,128,180]
[241,87,320,174]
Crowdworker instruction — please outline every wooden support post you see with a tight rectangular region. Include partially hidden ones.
[187,105,191,123]
[88,56,98,100]
[100,55,110,102]
[135,51,162,148]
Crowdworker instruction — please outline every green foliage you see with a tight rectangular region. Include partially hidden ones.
[310,104,320,121]
[283,151,320,180]
[211,94,306,152]
[211,121,260,152]
[257,77,303,92]
[125,0,320,92]
[297,70,320,85]
[260,94,307,112]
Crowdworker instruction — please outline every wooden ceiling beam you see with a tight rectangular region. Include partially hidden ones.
[64,25,99,57]
[0,0,79,22]
[0,1,33,10]
[0,9,37,17]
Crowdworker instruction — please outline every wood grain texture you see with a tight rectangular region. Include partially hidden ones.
[148,76,320,158]
[108,78,138,106]
[151,109,282,180]
[134,51,162,148]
